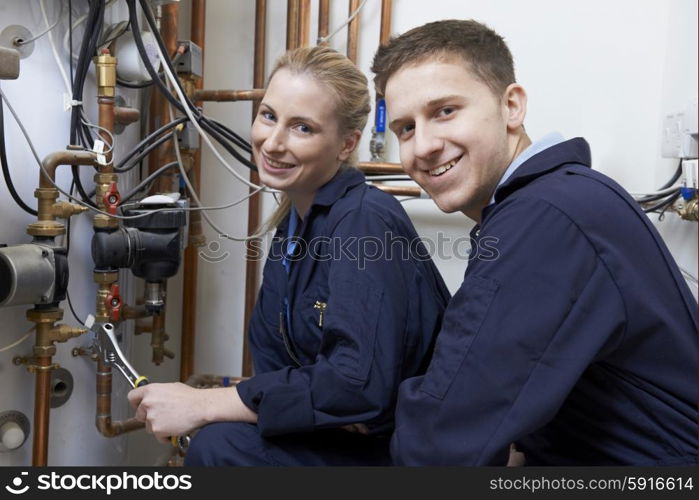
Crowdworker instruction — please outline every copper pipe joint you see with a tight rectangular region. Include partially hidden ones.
[113,106,141,126]
[94,50,117,97]
[358,161,404,175]
[40,150,99,189]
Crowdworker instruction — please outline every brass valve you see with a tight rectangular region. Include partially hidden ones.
[49,324,88,343]
[52,201,88,219]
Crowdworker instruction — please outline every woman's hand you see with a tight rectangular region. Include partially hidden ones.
[128,383,258,442]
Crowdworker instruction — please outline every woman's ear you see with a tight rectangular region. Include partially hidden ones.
[337,129,362,162]
[503,83,527,131]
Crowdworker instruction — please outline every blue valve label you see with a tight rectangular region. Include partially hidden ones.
[375,99,386,133]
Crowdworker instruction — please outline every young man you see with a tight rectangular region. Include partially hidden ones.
[372,19,698,465]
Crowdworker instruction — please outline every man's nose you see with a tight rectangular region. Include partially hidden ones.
[413,125,443,161]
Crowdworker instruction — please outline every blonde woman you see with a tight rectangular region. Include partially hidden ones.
[128,46,450,466]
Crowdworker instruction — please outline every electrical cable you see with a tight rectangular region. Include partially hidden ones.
[165,102,268,241]
[0,86,38,215]
[121,161,179,203]
[317,0,368,44]
[114,132,171,173]
[1,84,262,222]
[126,0,257,171]
[0,326,35,353]
[17,1,64,46]
[114,116,187,170]
[154,33,265,190]
[643,190,681,214]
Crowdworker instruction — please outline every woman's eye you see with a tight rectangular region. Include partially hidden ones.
[261,110,275,121]
[295,123,312,134]
[438,107,455,118]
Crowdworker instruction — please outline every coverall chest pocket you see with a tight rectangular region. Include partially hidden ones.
[297,287,330,352]
[420,275,499,399]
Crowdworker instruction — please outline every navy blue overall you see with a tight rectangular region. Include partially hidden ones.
[390,138,698,465]
[185,168,450,466]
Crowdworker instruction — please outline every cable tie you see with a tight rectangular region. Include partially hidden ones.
[93,139,107,166]
[63,93,83,111]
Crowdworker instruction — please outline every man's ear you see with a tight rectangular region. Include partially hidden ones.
[503,83,527,131]
[338,129,362,162]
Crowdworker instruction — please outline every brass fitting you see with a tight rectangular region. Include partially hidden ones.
[49,324,88,343]
[94,50,117,97]
[94,272,118,323]
[27,188,64,237]
[52,201,89,219]
[678,197,699,221]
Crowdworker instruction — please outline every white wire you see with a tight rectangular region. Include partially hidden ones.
[679,266,699,288]
[630,185,682,198]
[317,0,369,45]
[0,326,35,353]
[19,0,64,46]
[40,0,71,93]
[153,36,266,192]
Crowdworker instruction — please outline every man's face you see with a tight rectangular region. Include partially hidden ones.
[385,59,517,220]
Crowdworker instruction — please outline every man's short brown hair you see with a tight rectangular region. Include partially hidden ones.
[372,19,516,97]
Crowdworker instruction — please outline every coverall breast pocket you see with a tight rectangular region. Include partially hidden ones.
[420,274,499,399]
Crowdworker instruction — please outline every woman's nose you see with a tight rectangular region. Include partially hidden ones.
[266,126,287,153]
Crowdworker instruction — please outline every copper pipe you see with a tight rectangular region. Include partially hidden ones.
[98,98,114,169]
[347,0,361,64]
[113,106,141,126]
[192,89,265,102]
[299,0,311,47]
[358,161,404,175]
[242,0,267,378]
[373,185,423,197]
[318,0,330,45]
[96,357,145,437]
[286,0,300,50]
[179,0,207,383]
[153,2,180,194]
[40,151,99,190]
[380,0,393,45]
[32,353,51,466]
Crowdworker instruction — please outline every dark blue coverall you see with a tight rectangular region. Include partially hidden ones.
[185,168,451,466]
[391,138,699,466]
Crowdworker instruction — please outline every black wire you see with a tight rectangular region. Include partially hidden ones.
[116,51,183,89]
[126,0,257,170]
[65,180,84,326]
[114,115,188,170]
[69,0,74,87]
[121,161,179,202]
[643,190,681,213]
[69,0,105,207]
[0,95,38,215]
[636,160,683,203]
[114,133,173,173]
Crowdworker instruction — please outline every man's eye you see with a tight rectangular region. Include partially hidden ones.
[438,107,455,117]
[399,124,415,137]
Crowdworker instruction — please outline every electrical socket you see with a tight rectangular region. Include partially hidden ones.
[682,159,698,190]
[662,97,699,159]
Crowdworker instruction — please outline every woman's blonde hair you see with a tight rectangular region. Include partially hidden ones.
[260,46,371,231]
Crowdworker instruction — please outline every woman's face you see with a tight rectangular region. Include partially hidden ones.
[252,69,356,206]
